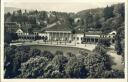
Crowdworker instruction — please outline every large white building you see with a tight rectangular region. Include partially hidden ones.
[5,22,116,45]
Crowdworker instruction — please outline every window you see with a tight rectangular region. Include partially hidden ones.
[81,37,83,40]
[112,33,115,35]
[77,37,79,40]
[73,37,75,40]
[65,37,67,40]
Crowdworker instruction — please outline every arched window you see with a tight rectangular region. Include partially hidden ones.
[112,33,115,35]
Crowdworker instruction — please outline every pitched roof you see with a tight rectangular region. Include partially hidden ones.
[109,31,116,35]
[20,28,28,33]
[44,22,72,32]
[85,31,102,35]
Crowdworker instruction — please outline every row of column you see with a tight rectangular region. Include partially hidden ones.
[18,35,36,40]
[49,32,72,42]
[84,37,115,43]
[48,32,73,45]
[84,37,99,43]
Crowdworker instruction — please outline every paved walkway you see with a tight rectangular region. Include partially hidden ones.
[107,50,124,71]
[10,40,96,51]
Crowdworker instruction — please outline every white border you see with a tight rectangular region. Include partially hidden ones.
[125,0,128,81]
[2,0,126,3]
[1,0,127,82]
[1,0,4,81]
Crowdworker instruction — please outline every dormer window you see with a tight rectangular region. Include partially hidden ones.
[112,33,115,35]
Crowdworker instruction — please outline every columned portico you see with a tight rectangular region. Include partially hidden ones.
[45,31,72,45]
[83,36,100,44]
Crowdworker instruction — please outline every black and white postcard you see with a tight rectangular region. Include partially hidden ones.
[0,0,127,82]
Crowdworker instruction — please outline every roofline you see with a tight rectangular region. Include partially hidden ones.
[45,31,72,33]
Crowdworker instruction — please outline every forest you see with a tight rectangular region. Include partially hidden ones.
[4,3,124,34]
[4,44,124,78]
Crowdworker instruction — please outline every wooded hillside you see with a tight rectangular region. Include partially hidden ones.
[5,3,124,34]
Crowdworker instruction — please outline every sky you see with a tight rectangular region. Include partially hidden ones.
[4,1,124,13]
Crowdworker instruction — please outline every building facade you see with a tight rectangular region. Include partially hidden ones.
[5,22,116,45]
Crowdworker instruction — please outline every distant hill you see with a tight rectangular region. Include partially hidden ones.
[76,3,124,32]
[4,3,124,34]
[77,8,104,17]
[4,7,32,14]
[4,7,20,14]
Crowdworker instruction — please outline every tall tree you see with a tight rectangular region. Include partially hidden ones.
[103,5,114,20]
[20,56,48,78]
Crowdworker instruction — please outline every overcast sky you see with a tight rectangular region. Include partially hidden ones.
[4,2,123,13]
